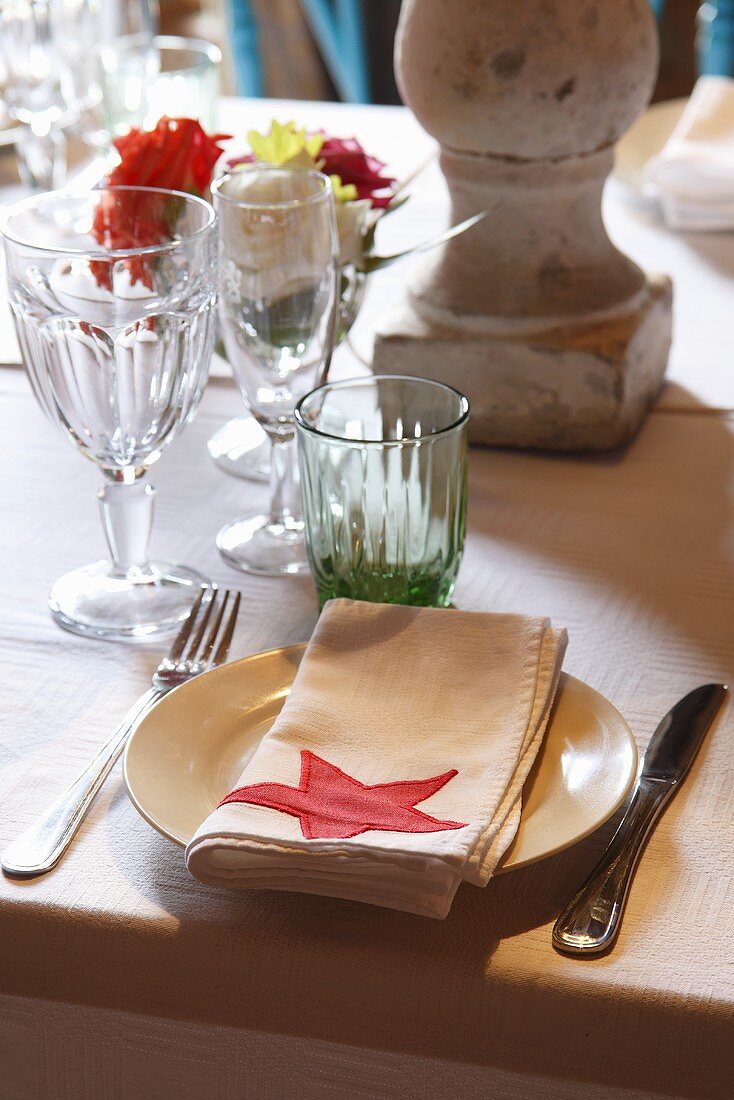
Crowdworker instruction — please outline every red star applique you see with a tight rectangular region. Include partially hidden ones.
[218,751,467,839]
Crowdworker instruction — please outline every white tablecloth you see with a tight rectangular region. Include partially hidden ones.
[1,98,733,1099]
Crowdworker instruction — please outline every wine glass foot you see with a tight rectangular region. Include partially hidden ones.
[207,417,271,482]
[217,515,309,576]
[48,560,208,642]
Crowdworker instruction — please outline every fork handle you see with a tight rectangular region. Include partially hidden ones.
[1,688,166,878]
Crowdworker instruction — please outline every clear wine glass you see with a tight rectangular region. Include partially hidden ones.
[0,0,101,191]
[206,220,369,484]
[3,186,218,639]
[212,166,339,575]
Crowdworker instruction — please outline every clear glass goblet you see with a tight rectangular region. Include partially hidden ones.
[0,0,101,191]
[212,166,339,575]
[3,186,217,639]
[206,251,368,483]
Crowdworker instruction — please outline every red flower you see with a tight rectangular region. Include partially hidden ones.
[90,190,170,291]
[107,116,229,196]
[317,135,396,208]
[91,117,228,289]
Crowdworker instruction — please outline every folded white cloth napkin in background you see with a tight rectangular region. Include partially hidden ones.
[186,599,567,919]
[645,76,734,230]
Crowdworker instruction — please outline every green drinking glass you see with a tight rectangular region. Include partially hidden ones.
[295,375,469,608]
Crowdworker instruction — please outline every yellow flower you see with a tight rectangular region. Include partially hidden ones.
[246,120,323,169]
[329,175,358,203]
[245,121,357,204]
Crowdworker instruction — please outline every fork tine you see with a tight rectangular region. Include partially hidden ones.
[183,587,219,664]
[210,591,241,668]
[197,589,230,667]
[166,586,211,664]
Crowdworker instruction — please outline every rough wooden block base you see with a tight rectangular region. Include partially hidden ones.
[372,277,673,452]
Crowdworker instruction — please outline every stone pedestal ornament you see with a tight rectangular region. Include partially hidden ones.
[372,0,673,451]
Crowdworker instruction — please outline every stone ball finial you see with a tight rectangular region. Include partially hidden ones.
[395,0,658,160]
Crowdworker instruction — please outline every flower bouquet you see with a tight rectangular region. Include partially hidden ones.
[99,115,483,479]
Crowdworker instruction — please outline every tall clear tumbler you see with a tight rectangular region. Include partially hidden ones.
[3,186,217,639]
[213,166,339,575]
[0,0,101,190]
[97,34,221,140]
[295,376,469,608]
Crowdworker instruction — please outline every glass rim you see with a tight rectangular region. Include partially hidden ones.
[211,166,333,211]
[97,33,222,70]
[294,375,470,446]
[2,186,216,259]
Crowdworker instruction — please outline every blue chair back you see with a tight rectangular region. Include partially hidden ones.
[228,0,263,97]
[698,1,734,75]
[228,0,370,101]
[300,0,370,102]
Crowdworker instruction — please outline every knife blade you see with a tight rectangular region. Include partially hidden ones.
[552,683,728,956]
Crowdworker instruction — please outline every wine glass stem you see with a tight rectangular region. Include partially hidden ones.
[98,474,155,577]
[267,434,300,526]
[17,122,67,192]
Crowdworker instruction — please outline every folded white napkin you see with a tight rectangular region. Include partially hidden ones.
[645,77,734,230]
[186,599,567,919]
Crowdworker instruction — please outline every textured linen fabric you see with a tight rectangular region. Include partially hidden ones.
[1,371,732,1098]
[0,992,677,1100]
[186,600,566,917]
[645,76,734,229]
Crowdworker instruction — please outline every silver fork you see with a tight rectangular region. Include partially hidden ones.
[2,586,241,878]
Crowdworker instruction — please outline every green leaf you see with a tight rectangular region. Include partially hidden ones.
[379,194,410,218]
[357,210,488,274]
[362,220,378,255]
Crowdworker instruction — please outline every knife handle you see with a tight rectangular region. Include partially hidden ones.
[552,778,672,956]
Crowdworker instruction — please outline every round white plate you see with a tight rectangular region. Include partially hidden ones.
[123,645,638,873]
[613,97,686,192]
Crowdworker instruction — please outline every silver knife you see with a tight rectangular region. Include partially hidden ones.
[553,683,728,956]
